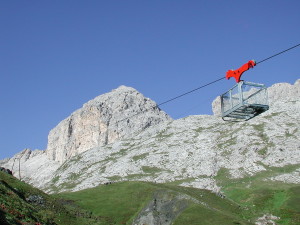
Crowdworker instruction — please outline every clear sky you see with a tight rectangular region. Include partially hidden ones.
[1,1,299,159]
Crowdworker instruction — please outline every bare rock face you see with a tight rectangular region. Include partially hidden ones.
[211,96,222,117]
[267,79,300,105]
[0,149,60,190]
[45,86,172,163]
[212,79,300,116]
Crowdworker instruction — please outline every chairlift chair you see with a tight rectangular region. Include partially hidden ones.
[221,60,269,121]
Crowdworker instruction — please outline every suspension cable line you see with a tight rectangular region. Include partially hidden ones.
[256,43,300,65]
[40,43,300,152]
[113,43,300,125]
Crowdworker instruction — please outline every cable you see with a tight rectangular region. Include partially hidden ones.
[45,76,227,153]
[127,43,300,109]
[157,77,225,107]
[45,43,300,147]
[32,43,300,155]
[256,43,300,65]
[116,43,300,124]
[114,76,225,125]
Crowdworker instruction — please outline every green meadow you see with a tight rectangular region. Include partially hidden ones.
[1,169,299,224]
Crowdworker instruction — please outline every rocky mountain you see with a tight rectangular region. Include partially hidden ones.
[46,85,172,163]
[1,80,299,195]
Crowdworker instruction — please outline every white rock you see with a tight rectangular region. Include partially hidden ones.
[45,86,172,163]
[0,149,59,189]
[1,80,300,194]
[255,214,280,225]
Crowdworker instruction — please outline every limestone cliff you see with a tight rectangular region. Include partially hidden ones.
[45,86,172,163]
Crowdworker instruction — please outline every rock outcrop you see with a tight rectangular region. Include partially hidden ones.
[133,190,193,225]
[45,86,172,163]
[267,79,300,105]
[0,167,13,175]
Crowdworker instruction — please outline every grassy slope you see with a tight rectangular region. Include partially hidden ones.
[215,165,300,225]
[57,181,252,225]
[58,182,156,225]
[0,171,100,225]
[57,177,300,225]
[1,168,299,225]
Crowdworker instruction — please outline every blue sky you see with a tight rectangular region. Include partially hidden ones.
[1,1,299,159]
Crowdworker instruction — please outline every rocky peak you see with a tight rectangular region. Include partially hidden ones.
[45,86,172,163]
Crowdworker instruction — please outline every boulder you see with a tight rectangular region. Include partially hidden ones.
[0,167,12,175]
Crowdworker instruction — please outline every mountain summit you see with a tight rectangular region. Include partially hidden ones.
[46,86,172,163]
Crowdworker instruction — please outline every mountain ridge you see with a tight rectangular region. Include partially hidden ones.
[1,79,299,196]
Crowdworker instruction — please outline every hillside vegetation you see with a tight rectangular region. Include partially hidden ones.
[1,170,299,224]
[0,171,101,224]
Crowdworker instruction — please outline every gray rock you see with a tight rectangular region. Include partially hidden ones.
[255,214,280,225]
[46,86,172,163]
[268,79,300,105]
[26,195,45,205]
[133,190,192,225]
[0,167,12,175]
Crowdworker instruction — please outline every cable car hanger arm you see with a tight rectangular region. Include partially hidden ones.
[225,60,256,83]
